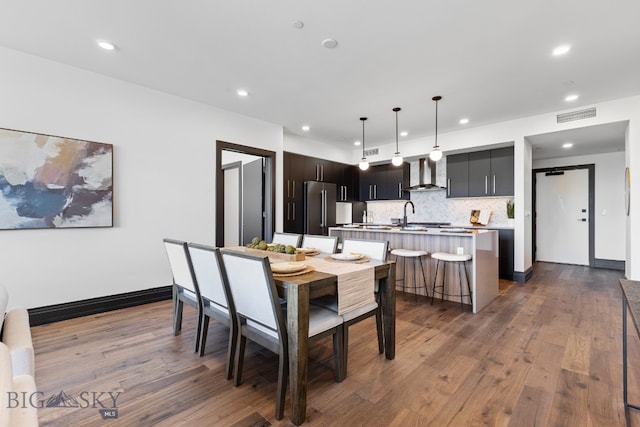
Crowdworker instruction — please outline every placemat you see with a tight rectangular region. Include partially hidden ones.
[323,255,371,264]
[272,265,315,277]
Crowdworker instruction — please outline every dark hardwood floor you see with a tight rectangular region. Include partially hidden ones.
[31,262,636,426]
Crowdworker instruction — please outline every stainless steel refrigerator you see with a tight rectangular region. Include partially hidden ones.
[304,181,336,235]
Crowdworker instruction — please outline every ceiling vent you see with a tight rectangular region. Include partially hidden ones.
[363,148,379,157]
[556,107,596,123]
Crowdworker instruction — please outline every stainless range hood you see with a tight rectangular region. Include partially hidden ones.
[407,158,447,191]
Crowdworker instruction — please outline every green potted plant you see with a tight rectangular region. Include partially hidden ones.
[506,200,515,226]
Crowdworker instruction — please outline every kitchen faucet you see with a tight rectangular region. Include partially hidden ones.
[403,201,415,227]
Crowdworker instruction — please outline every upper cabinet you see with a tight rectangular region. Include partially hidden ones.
[446,147,513,198]
[446,153,470,198]
[359,163,410,201]
[304,156,339,183]
[338,165,359,202]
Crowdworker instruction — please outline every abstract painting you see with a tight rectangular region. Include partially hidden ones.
[0,128,113,230]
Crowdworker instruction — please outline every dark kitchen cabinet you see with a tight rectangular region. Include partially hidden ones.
[468,151,491,196]
[446,153,469,198]
[359,167,381,200]
[283,152,305,233]
[446,147,513,198]
[383,164,410,200]
[337,165,359,202]
[490,147,515,196]
[359,163,409,201]
[304,156,337,183]
[497,228,515,281]
[284,152,355,232]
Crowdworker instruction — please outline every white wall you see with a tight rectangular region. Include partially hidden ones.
[533,151,626,261]
[284,132,353,164]
[0,47,284,309]
[357,96,640,277]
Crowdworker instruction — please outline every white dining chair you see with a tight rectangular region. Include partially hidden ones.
[163,238,202,353]
[187,243,238,379]
[272,232,302,248]
[221,250,345,420]
[312,238,388,375]
[301,234,339,254]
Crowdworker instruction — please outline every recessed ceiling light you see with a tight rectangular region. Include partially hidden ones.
[400,131,408,137]
[354,140,361,146]
[236,89,249,97]
[562,142,574,149]
[301,125,310,131]
[565,94,579,102]
[322,38,338,49]
[97,40,116,51]
[292,20,304,29]
[459,118,469,125]
[552,44,571,56]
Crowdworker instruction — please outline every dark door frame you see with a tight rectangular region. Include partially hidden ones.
[532,163,595,266]
[216,140,276,248]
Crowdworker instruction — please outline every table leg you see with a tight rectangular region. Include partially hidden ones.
[381,262,396,360]
[287,283,310,426]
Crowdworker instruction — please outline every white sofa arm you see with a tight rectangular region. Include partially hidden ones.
[2,307,35,378]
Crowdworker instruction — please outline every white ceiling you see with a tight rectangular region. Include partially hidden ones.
[528,121,627,160]
[1,1,639,156]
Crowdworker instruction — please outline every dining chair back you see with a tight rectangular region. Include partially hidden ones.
[221,249,345,420]
[341,238,389,261]
[187,244,238,378]
[301,234,339,254]
[222,251,284,341]
[272,232,302,248]
[312,237,389,375]
[163,238,202,352]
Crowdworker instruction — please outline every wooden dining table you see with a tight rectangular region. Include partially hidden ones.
[274,257,396,426]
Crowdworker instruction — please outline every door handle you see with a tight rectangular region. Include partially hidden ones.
[369,185,372,200]
[287,202,290,220]
[292,202,295,220]
[292,180,295,198]
[398,182,402,199]
[492,175,496,194]
[447,178,451,196]
[321,165,324,181]
[374,185,377,199]
[578,218,587,222]
[287,180,290,198]
[485,176,488,195]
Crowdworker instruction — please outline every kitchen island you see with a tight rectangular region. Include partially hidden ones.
[329,226,499,313]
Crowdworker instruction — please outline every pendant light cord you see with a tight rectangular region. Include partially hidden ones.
[361,117,367,157]
[394,108,400,152]
[434,98,439,148]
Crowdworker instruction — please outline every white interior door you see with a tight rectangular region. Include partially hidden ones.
[536,169,589,265]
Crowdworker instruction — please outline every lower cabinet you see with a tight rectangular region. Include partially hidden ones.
[496,228,514,281]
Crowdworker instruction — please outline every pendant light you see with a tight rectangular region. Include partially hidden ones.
[358,117,369,171]
[429,96,443,162]
[391,107,403,166]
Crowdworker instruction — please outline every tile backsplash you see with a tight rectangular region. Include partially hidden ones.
[365,192,514,227]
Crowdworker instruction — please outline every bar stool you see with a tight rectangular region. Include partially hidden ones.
[430,252,472,312]
[390,248,429,302]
